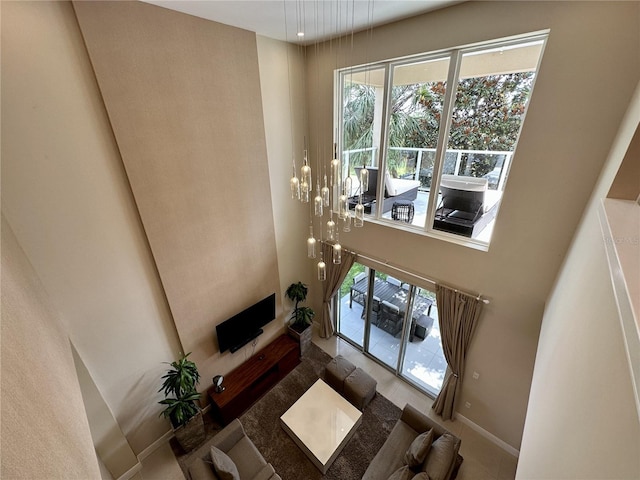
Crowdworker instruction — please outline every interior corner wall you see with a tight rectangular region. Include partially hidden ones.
[257,35,313,314]
[1,0,182,454]
[305,1,640,449]
[1,216,101,479]
[72,1,281,382]
[516,82,640,480]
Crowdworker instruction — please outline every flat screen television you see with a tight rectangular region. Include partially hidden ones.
[216,293,276,353]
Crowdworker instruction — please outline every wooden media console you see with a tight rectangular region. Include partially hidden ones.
[208,334,300,425]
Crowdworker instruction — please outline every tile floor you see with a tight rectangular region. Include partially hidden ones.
[137,334,518,480]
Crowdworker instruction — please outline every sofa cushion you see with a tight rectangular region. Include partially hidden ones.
[387,465,414,480]
[227,435,267,479]
[412,473,430,480]
[188,457,219,480]
[362,420,418,480]
[404,429,434,468]
[421,433,457,480]
[210,447,240,480]
[252,463,276,480]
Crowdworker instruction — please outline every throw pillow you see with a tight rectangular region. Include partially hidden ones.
[412,473,430,480]
[387,465,414,480]
[404,430,434,468]
[210,446,240,480]
[421,433,457,480]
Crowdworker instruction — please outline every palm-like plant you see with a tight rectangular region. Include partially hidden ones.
[158,353,201,428]
[285,282,315,331]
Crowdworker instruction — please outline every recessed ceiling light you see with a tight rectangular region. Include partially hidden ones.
[297,32,305,38]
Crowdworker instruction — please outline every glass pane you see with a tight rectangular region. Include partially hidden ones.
[341,68,385,214]
[382,57,450,227]
[336,263,368,347]
[366,274,408,369]
[433,40,544,242]
[401,288,445,396]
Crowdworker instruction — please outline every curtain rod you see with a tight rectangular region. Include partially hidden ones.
[323,241,490,304]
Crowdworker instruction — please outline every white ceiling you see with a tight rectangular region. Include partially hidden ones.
[142,0,461,44]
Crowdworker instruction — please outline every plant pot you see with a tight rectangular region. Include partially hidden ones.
[173,410,206,453]
[288,323,312,357]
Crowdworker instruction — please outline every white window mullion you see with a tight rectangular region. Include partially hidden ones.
[374,64,393,221]
[425,51,462,234]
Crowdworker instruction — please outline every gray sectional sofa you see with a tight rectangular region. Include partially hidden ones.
[362,404,463,480]
[188,419,281,480]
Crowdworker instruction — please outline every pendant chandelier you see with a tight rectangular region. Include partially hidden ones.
[286,0,371,282]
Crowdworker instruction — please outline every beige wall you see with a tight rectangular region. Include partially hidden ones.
[1,0,182,453]
[517,83,640,479]
[1,216,101,479]
[257,35,313,315]
[608,126,640,200]
[305,1,640,449]
[72,1,283,384]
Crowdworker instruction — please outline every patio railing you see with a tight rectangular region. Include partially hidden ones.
[343,146,513,192]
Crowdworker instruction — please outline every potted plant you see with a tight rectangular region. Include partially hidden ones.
[285,281,315,356]
[158,352,206,452]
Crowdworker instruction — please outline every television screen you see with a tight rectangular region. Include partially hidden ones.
[216,293,275,353]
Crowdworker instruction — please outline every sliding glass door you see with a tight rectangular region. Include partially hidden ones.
[336,264,446,397]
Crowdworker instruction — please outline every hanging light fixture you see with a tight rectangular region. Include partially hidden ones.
[321,171,330,207]
[290,159,300,200]
[338,176,351,219]
[307,225,316,258]
[342,213,351,232]
[359,163,369,193]
[354,202,364,227]
[300,149,311,203]
[317,252,326,281]
[333,232,342,264]
[314,179,323,216]
[326,213,336,241]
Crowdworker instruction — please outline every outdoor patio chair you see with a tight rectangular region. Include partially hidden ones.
[379,300,403,337]
[386,276,402,287]
[361,294,381,324]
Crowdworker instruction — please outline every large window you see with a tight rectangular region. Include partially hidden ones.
[337,34,546,247]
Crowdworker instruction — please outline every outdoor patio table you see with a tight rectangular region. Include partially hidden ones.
[349,277,432,319]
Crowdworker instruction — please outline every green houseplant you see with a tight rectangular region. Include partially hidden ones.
[285,281,315,356]
[158,352,205,452]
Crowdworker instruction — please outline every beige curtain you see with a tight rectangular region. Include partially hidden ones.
[319,242,356,338]
[432,284,483,420]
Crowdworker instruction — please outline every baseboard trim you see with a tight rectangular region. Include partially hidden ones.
[456,413,520,458]
[116,461,142,480]
[137,429,174,461]
[137,404,212,462]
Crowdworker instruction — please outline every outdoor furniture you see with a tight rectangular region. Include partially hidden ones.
[349,277,433,332]
[391,200,415,223]
[379,300,403,337]
[361,294,381,324]
[386,276,402,287]
[410,314,434,342]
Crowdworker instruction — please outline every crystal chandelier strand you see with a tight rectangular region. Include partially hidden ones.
[290,158,300,200]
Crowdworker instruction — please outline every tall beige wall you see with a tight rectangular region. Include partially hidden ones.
[72,1,283,383]
[305,1,640,449]
[1,216,101,479]
[1,0,182,453]
[257,35,313,313]
[517,83,640,479]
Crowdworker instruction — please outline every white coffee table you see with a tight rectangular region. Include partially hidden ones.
[280,379,363,473]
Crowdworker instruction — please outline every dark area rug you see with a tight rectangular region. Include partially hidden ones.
[176,342,402,480]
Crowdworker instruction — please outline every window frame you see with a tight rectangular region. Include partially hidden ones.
[335,32,548,251]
